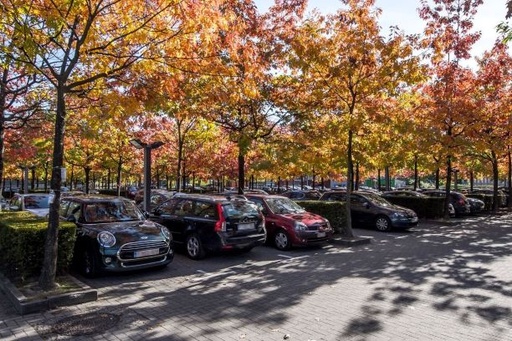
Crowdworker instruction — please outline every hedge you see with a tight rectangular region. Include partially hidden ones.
[297,200,348,236]
[0,211,76,283]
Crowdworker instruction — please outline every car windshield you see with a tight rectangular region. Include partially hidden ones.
[84,201,143,223]
[265,197,306,214]
[24,195,52,209]
[362,193,394,207]
[222,200,260,218]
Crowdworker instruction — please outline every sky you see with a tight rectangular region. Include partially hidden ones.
[254,0,506,68]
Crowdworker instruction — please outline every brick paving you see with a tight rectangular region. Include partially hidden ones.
[2,213,512,340]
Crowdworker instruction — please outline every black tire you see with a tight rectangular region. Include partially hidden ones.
[82,248,100,278]
[186,233,206,260]
[375,216,392,232]
[274,229,292,251]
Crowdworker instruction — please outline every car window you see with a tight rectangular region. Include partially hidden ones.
[175,199,195,216]
[194,202,217,218]
[59,200,70,217]
[265,197,306,214]
[84,201,142,223]
[324,193,347,201]
[24,195,51,209]
[157,199,177,214]
[222,200,260,218]
[247,197,267,213]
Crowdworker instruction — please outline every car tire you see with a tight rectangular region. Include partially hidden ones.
[82,248,99,278]
[274,229,292,251]
[186,233,206,260]
[375,216,392,232]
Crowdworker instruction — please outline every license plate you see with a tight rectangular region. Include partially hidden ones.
[238,223,254,230]
[134,248,159,258]
[317,232,326,238]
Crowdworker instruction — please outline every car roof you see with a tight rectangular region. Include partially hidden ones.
[61,194,132,203]
[172,192,246,203]
[244,193,288,199]
[14,193,52,197]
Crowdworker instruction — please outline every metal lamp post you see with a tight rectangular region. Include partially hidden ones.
[129,139,164,212]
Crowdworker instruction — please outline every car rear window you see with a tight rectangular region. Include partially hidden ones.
[221,200,260,218]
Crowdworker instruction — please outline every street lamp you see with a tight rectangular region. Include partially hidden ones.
[129,139,165,212]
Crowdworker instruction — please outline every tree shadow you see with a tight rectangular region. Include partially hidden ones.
[39,213,512,340]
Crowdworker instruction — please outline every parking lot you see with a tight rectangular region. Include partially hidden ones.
[2,213,512,340]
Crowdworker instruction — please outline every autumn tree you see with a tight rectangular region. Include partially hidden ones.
[418,0,482,218]
[287,0,423,236]
[0,10,47,196]
[202,0,307,195]
[2,0,218,290]
[470,42,512,210]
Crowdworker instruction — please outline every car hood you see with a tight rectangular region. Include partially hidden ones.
[85,220,166,241]
[278,211,328,225]
[376,204,417,216]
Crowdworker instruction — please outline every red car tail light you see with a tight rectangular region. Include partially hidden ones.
[215,204,226,232]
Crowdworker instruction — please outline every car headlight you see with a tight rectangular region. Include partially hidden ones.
[391,212,406,219]
[161,226,171,241]
[97,231,116,247]
[294,221,307,232]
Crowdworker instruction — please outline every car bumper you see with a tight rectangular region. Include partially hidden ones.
[217,233,267,251]
[101,250,174,272]
[390,219,418,228]
[292,230,334,246]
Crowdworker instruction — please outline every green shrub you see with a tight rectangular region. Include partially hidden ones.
[297,200,348,235]
[0,211,76,283]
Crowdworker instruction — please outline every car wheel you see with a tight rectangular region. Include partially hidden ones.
[186,233,205,260]
[82,248,99,278]
[375,216,392,232]
[274,229,292,251]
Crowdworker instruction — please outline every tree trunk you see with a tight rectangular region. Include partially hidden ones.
[508,148,512,209]
[116,156,122,197]
[444,157,452,220]
[238,152,245,195]
[345,129,354,238]
[414,155,418,190]
[39,86,66,291]
[492,151,499,212]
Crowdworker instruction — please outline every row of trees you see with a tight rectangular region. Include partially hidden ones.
[1,0,511,289]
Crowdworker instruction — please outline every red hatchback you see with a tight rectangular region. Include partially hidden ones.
[245,194,333,250]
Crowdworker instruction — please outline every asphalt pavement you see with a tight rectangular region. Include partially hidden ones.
[2,213,512,340]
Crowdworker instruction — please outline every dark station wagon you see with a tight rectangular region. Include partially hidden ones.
[59,195,174,277]
[149,194,266,260]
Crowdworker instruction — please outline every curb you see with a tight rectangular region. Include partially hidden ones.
[0,272,97,315]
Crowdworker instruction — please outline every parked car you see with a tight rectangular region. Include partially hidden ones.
[422,190,471,217]
[466,197,485,214]
[280,189,322,200]
[134,189,176,211]
[319,190,418,232]
[59,195,174,277]
[380,190,427,199]
[149,194,266,259]
[244,194,333,251]
[6,193,53,217]
[468,188,507,207]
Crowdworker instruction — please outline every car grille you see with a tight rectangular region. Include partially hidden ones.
[307,223,330,231]
[118,240,170,262]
